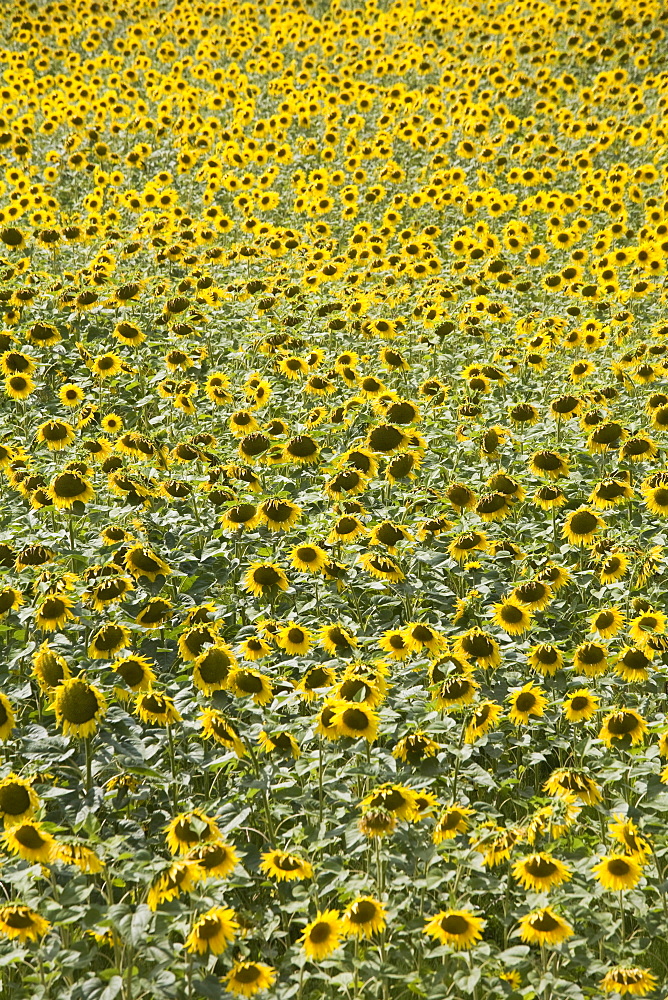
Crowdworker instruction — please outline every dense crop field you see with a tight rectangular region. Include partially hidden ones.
[1,0,668,997]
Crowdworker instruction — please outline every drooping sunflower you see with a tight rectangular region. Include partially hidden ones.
[608,815,651,860]
[185,906,238,955]
[600,967,657,997]
[319,622,357,655]
[590,606,625,639]
[36,419,76,451]
[423,909,484,950]
[573,641,608,678]
[54,678,106,739]
[448,530,488,562]
[361,783,418,821]
[224,961,276,997]
[518,907,574,947]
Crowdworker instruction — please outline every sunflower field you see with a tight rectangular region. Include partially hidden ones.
[3,0,668,997]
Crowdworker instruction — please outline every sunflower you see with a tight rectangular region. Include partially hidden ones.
[573,641,608,678]
[330,702,379,742]
[185,906,238,955]
[508,683,547,725]
[600,967,658,996]
[297,666,337,701]
[242,561,289,598]
[35,594,77,632]
[590,606,625,639]
[599,709,648,748]
[533,485,566,510]
[199,709,245,756]
[599,551,629,584]
[512,853,572,892]
[562,506,605,546]
[423,909,484,950]
[448,530,488,562]
[238,634,271,661]
[404,622,446,655]
[392,731,440,765]
[562,688,599,722]
[135,691,181,726]
[629,610,667,650]
[327,514,367,544]
[283,434,320,465]
[454,629,501,668]
[224,961,276,997]
[0,692,16,741]
[135,598,173,629]
[358,551,404,582]
[528,643,564,677]
[189,839,241,881]
[0,774,39,827]
[492,599,532,636]
[124,545,171,581]
[114,654,157,696]
[592,854,644,891]
[0,905,50,943]
[361,783,417,820]
[300,910,344,961]
[54,678,106,739]
[4,820,56,863]
[0,586,22,618]
[165,809,221,856]
[432,805,474,844]
[227,667,274,705]
[543,768,602,805]
[260,849,313,882]
[518,907,574,947]
[259,498,302,531]
[36,419,76,451]
[609,815,651,860]
[147,862,197,911]
[445,482,477,511]
[88,622,131,659]
[276,623,312,655]
[614,644,652,682]
[341,896,386,939]
[465,700,503,743]
[6,373,35,399]
[324,468,368,499]
[378,629,411,660]
[319,623,357,655]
